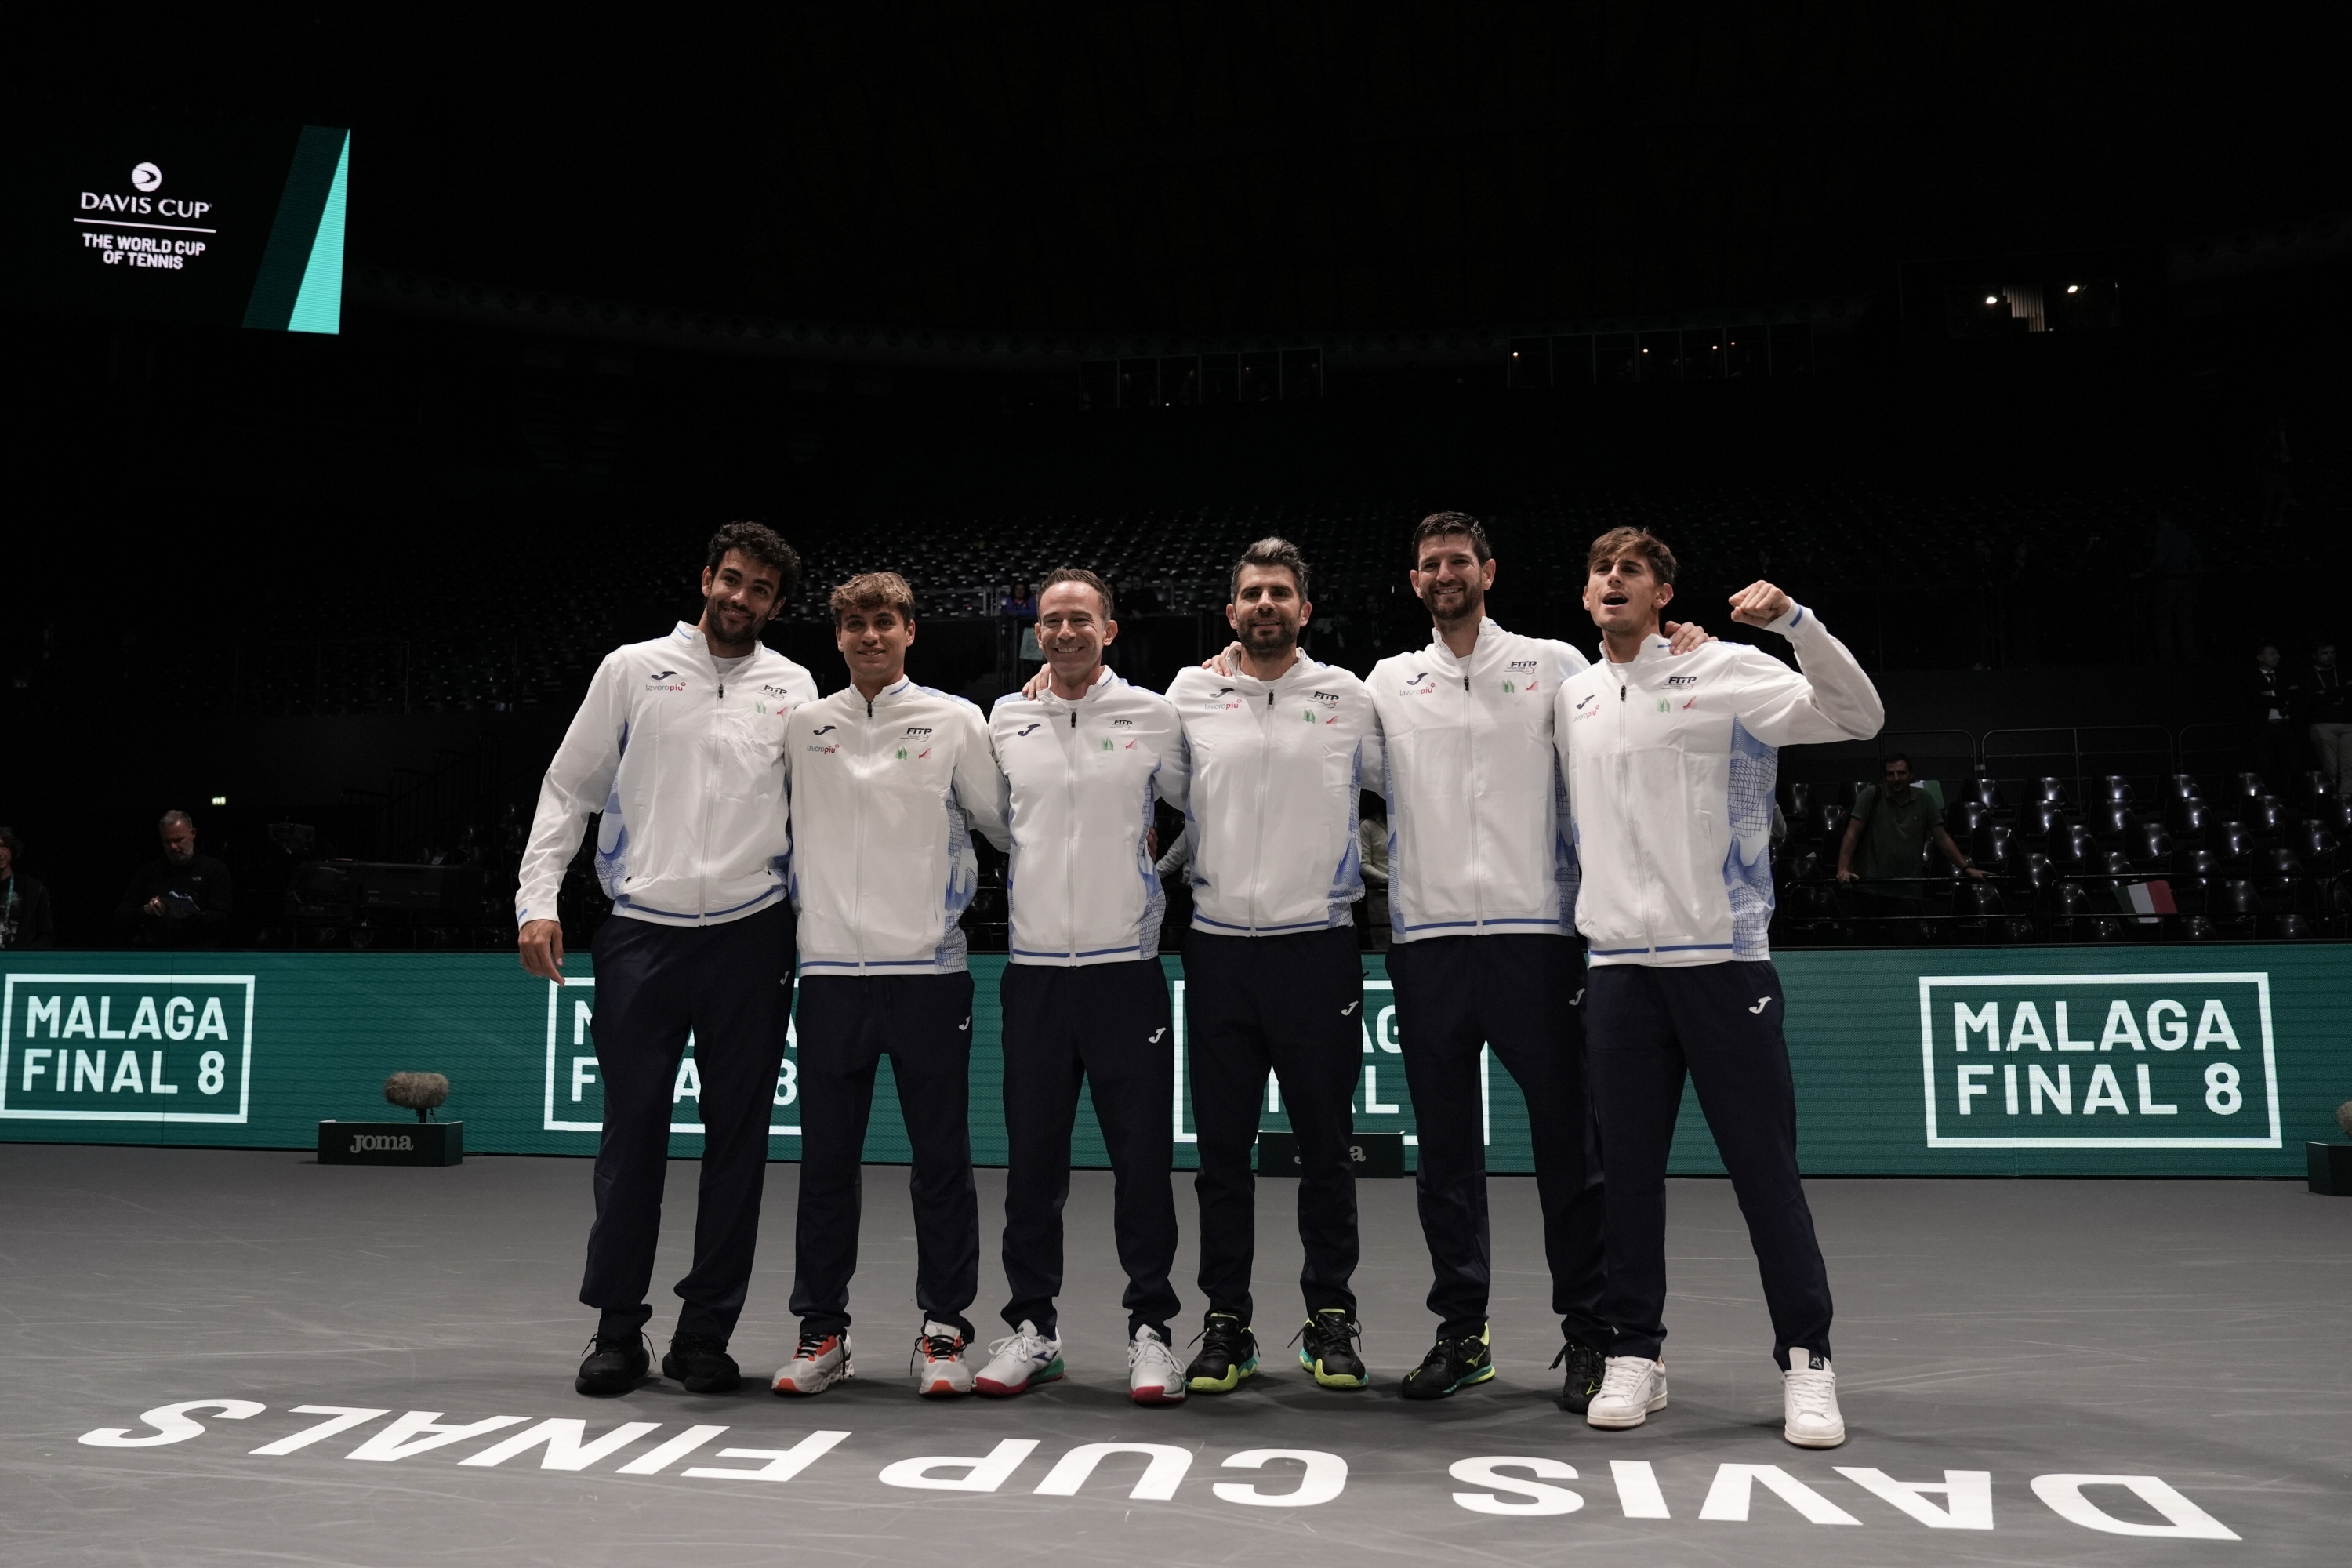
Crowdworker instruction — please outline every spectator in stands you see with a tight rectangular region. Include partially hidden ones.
[2306,641,2351,797]
[1003,582,1037,620]
[2255,416,2298,530]
[1835,755,1981,932]
[112,810,234,949]
[0,827,56,949]
[2134,513,2202,666]
[2246,643,2297,789]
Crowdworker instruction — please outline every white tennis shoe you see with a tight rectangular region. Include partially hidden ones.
[1585,1355,1669,1428]
[770,1327,853,1396]
[1127,1325,1187,1406]
[912,1319,976,1398]
[1783,1352,1846,1447]
[974,1320,1065,1397]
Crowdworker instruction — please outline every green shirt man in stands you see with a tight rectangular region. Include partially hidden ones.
[1835,753,1984,901]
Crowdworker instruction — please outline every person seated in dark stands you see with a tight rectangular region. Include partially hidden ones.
[0,826,57,949]
[113,810,234,949]
[1835,753,1981,935]
[1002,582,1037,620]
[2246,643,2297,790]
[2306,641,2350,799]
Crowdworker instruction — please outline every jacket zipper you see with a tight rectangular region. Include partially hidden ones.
[1248,687,1276,933]
[1612,663,1653,955]
[1065,703,1079,957]
[695,648,720,922]
[851,692,871,970]
[1462,662,1482,929]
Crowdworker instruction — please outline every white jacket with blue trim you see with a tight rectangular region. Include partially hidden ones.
[783,675,1012,975]
[1167,655,1384,936]
[1553,602,1882,967]
[1369,618,1586,942]
[517,622,818,930]
[991,667,1189,966]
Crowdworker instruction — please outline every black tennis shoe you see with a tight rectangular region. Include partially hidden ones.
[662,1331,742,1394]
[1553,1338,1607,1414]
[1400,1324,1495,1401]
[575,1332,650,1397]
[1185,1312,1259,1393]
[1292,1309,1369,1388]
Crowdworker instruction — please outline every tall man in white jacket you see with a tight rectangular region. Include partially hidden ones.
[770,572,1013,1400]
[971,568,1192,1406]
[517,522,818,1399]
[1553,526,1884,1449]
[1367,512,1708,1409]
[1169,537,1384,1396]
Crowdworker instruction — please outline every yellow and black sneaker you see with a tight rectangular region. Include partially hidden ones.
[1399,1324,1495,1401]
[1293,1308,1369,1388]
[1185,1312,1259,1394]
[1552,1338,1607,1414]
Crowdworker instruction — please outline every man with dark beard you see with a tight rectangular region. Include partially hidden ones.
[1367,513,1708,1410]
[517,522,818,1399]
[1165,536,1384,1396]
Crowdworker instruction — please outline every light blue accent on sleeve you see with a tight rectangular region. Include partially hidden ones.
[1722,718,1780,958]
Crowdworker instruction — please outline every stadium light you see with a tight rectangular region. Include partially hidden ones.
[2066,283,2081,294]
[1984,295,1999,305]
[211,795,227,805]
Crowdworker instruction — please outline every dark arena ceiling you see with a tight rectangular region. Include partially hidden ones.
[10,5,2350,336]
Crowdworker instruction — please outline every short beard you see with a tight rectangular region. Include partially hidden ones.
[1241,618,1298,660]
[1424,581,1481,629]
[703,594,764,649]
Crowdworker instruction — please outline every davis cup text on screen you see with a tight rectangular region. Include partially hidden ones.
[69,1399,2245,1539]
[1917,973,2281,1149]
[0,974,254,1123]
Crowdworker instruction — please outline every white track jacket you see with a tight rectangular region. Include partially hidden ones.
[517,622,818,930]
[1168,655,1384,936]
[1554,603,1882,967]
[1370,619,1587,942]
[783,675,1011,975]
[991,667,1189,966]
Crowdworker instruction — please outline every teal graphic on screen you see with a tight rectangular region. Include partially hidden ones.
[5,117,349,333]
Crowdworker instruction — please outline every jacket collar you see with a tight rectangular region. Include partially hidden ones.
[1602,633,1677,676]
[1230,651,1319,690]
[670,621,770,670]
[1428,616,1505,669]
[1040,665,1120,708]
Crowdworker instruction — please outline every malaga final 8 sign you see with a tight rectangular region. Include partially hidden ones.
[3,116,349,332]
[0,948,2342,1175]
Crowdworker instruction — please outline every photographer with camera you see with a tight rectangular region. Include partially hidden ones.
[111,811,234,949]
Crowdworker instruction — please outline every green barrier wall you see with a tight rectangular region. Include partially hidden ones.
[2,947,2343,1174]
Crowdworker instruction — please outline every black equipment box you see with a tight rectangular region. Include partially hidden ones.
[1256,1130,1404,1178]
[2307,1141,2352,1196]
[317,1120,463,1166]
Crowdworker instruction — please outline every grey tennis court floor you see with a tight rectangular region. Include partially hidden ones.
[2,1145,2341,1566]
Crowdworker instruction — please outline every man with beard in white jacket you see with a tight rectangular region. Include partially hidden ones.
[1168,537,1384,1396]
[517,522,818,1399]
[1365,511,1708,1411]
[971,568,1192,1406]
[1553,526,1883,1449]
[769,572,1013,1400]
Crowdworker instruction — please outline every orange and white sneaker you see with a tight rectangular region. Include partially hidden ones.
[911,1319,975,1398]
[771,1326,854,1396]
